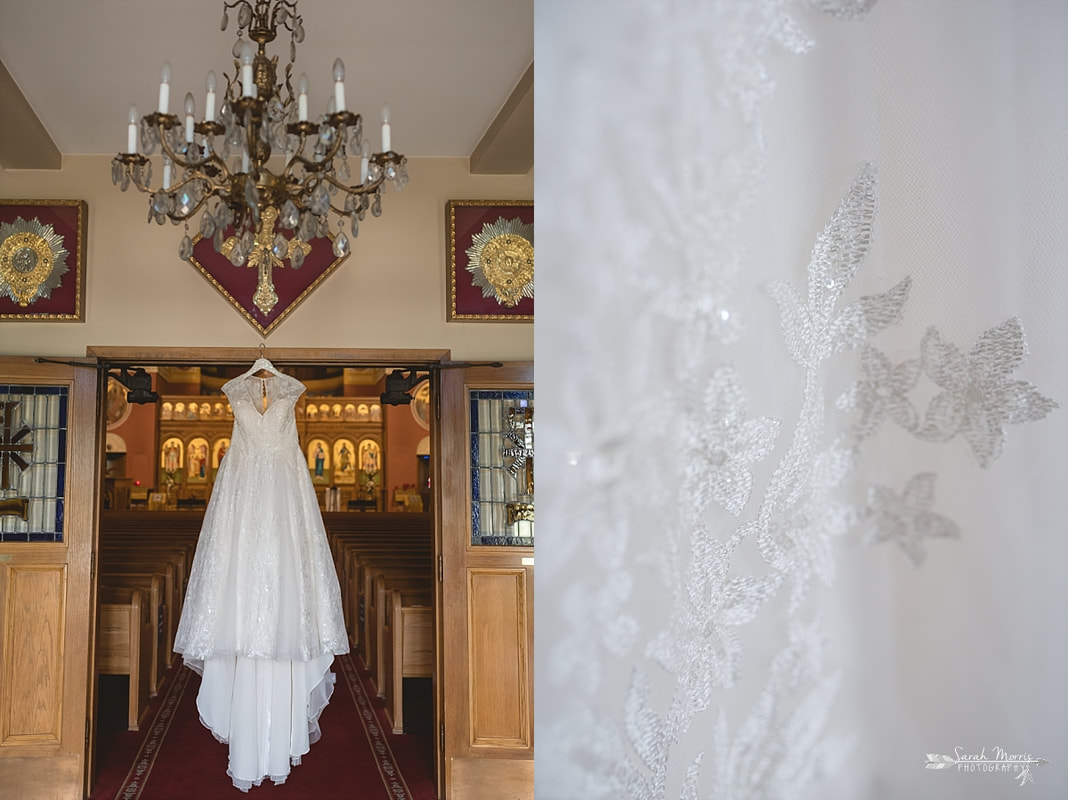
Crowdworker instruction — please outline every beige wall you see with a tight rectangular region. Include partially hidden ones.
[0,157,532,360]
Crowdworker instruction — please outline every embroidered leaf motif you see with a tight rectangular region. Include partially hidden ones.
[769,280,815,366]
[828,277,911,354]
[678,754,703,800]
[625,668,665,773]
[774,164,885,367]
[807,163,878,313]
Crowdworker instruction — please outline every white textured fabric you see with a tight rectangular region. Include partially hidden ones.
[197,655,336,791]
[537,1,1068,798]
[173,357,348,790]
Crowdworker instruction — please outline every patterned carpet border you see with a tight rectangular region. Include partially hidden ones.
[114,666,193,800]
[109,656,415,800]
[338,654,416,800]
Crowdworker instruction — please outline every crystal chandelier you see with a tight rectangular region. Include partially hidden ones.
[111,0,408,314]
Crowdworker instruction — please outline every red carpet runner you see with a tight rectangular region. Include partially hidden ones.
[91,655,437,800]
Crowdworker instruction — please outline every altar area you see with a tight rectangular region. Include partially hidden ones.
[103,365,431,514]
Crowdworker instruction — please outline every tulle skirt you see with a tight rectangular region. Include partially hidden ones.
[187,654,337,791]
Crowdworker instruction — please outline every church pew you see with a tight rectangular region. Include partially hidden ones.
[358,560,432,679]
[332,532,431,594]
[325,513,432,575]
[381,587,433,734]
[100,554,180,625]
[329,526,429,564]
[346,546,432,642]
[98,586,153,731]
[330,538,431,639]
[370,573,432,693]
[100,571,166,695]
[356,555,432,660]
[100,543,193,588]
[100,551,185,656]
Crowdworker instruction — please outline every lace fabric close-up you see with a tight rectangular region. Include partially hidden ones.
[536,1,1068,798]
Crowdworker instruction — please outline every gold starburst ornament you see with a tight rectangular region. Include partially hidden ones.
[465,217,534,307]
[0,217,70,307]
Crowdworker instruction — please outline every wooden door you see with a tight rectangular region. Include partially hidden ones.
[436,363,533,800]
[0,357,101,799]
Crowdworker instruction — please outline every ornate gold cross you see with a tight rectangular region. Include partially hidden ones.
[221,206,311,315]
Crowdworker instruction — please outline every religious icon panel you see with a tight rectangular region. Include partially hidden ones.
[308,438,330,484]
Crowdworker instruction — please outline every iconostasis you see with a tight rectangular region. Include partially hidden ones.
[155,395,384,510]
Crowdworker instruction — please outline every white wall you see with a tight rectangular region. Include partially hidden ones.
[0,157,532,360]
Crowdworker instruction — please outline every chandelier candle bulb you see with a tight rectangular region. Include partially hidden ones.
[298,73,309,122]
[205,71,217,122]
[158,62,171,114]
[127,104,138,153]
[381,105,391,152]
[240,42,256,98]
[184,93,195,142]
[332,59,346,112]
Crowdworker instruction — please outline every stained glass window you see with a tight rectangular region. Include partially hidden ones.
[0,384,69,543]
[469,389,534,546]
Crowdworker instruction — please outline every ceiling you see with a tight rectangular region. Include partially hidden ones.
[0,0,532,173]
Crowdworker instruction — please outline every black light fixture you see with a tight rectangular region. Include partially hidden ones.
[110,367,160,404]
[380,369,422,406]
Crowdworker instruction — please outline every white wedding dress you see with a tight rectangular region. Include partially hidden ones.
[173,357,349,792]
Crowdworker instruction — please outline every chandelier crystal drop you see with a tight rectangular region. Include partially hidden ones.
[111,0,408,313]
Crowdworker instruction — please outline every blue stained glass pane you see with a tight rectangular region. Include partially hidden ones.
[0,384,69,545]
[467,388,535,546]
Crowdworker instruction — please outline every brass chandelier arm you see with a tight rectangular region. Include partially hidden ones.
[281,116,350,176]
[154,126,234,183]
[321,171,385,201]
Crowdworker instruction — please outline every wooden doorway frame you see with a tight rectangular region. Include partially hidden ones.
[84,345,450,798]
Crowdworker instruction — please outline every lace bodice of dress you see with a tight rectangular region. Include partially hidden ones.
[222,359,304,457]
